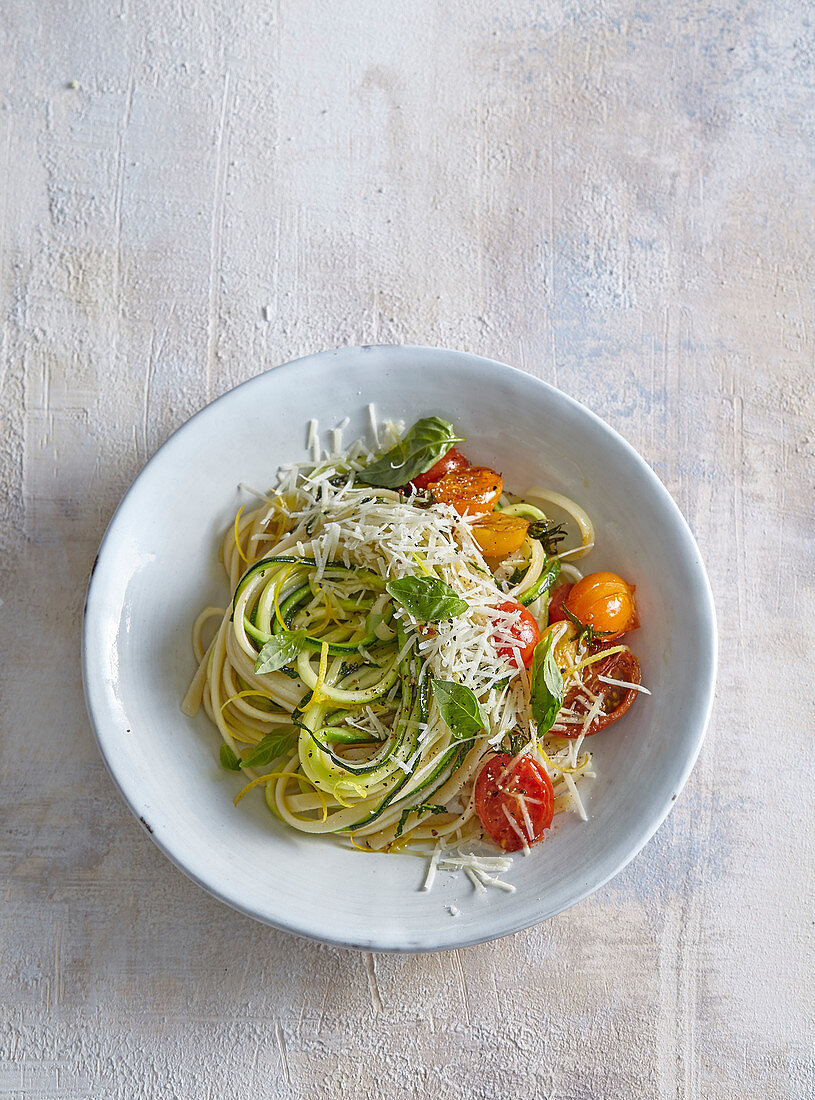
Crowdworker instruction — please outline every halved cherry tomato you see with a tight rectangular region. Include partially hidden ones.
[408,447,470,492]
[557,646,642,737]
[493,600,540,668]
[563,572,638,639]
[471,513,529,557]
[547,582,573,623]
[474,752,554,851]
[429,466,503,516]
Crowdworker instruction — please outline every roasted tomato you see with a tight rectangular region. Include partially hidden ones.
[493,600,541,668]
[563,572,638,639]
[429,466,503,516]
[475,752,554,851]
[557,647,642,737]
[547,582,573,623]
[408,447,470,492]
[471,513,529,557]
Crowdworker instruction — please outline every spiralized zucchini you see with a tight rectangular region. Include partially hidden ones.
[183,418,599,851]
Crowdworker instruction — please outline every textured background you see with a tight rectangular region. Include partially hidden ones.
[1,1,813,1097]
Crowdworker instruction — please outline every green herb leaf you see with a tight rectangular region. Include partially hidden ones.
[561,603,614,645]
[254,631,307,674]
[527,520,567,556]
[219,744,242,771]
[240,725,299,769]
[505,728,528,755]
[395,802,449,838]
[432,679,488,741]
[357,416,464,489]
[386,576,468,621]
[529,632,563,736]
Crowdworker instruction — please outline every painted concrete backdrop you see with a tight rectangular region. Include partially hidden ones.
[0,1,813,1097]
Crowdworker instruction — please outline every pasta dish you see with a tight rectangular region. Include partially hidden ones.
[183,413,645,880]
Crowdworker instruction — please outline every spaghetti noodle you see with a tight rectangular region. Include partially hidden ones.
[183,414,644,855]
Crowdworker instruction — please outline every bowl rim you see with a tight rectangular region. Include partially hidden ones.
[82,343,718,951]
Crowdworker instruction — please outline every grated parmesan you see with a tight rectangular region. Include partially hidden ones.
[598,674,651,695]
[465,868,487,893]
[421,845,441,891]
[501,804,531,855]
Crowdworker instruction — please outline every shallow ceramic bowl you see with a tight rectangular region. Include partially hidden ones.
[82,345,716,951]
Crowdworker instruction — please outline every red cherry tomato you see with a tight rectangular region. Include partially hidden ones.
[408,447,470,491]
[547,582,573,623]
[557,647,642,737]
[474,752,554,851]
[493,600,541,669]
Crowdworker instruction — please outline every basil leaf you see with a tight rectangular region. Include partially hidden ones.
[386,576,468,622]
[432,679,487,740]
[357,416,464,488]
[255,631,307,674]
[529,632,563,736]
[219,744,242,771]
[241,725,299,769]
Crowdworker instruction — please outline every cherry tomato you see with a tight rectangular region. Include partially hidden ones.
[557,647,642,737]
[471,513,529,557]
[429,466,503,516]
[408,447,470,492]
[563,572,638,639]
[474,752,554,851]
[493,600,541,668]
[547,582,573,623]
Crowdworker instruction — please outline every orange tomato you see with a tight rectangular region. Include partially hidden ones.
[429,466,503,516]
[563,572,638,639]
[470,513,529,557]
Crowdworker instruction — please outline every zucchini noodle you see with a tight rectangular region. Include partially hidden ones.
[184,415,627,854]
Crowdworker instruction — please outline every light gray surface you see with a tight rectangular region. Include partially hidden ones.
[0,2,812,1098]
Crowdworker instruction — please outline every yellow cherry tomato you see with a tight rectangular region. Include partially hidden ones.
[470,513,529,557]
[563,571,638,639]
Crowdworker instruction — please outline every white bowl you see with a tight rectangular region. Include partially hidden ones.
[82,345,716,951]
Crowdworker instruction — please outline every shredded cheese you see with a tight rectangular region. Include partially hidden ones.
[513,791,535,841]
[564,773,588,821]
[421,845,441,891]
[306,419,319,461]
[437,854,512,871]
[421,850,516,895]
[598,674,651,695]
[580,694,605,738]
[472,868,516,893]
[465,868,487,893]
[367,403,380,446]
[501,804,531,855]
